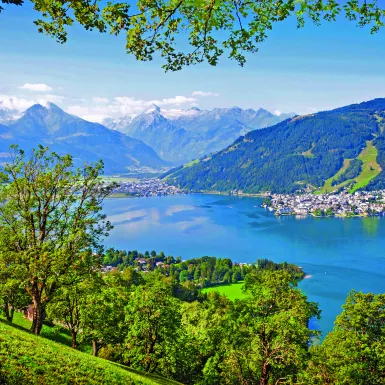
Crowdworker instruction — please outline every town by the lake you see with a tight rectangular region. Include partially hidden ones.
[110,178,385,217]
[262,190,385,217]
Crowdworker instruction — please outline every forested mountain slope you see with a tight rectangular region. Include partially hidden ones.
[165,98,385,193]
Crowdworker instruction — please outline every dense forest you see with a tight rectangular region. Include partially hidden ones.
[165,99,385,193]
[103,249,305,288]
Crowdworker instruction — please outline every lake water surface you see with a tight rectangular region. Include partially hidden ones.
[103,194,385,336]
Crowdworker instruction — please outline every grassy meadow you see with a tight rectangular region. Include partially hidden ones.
[318,140,382,194]
[0,314,181,385]
[349,141,382,193]
[202,281,247,301]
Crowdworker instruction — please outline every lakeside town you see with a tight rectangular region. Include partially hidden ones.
[262,190,385,217]
[110,179,385,217]
[110,178,186,197]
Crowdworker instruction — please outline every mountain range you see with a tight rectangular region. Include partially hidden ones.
[103,105,293,163]
[0,103,166,173]
[164,98,385,194]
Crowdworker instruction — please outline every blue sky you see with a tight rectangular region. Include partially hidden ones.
[1,1,384,121]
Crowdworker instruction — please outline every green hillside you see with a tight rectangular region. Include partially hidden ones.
[350,140,382,193]
[0,319,181,385]
[165,98,385,194]
[318,140,382,193]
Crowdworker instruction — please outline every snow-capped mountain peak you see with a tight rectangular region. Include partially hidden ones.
[143,104,161,114]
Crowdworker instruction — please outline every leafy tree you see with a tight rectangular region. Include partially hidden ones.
[181,291,232,385]
[121,266,144,287]
[222,270,231,284]
[123,277,182,373]
[46,279,87,349]
[0,146,113,335]
[179,270,189,284]
[81,273,130,356]
[303,291,385,385]
[1,0,384,70]
[222,270,320,385]
[0,252,29,322]
[232,267,242,283]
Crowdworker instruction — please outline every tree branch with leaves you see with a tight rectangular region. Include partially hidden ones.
[1,0,384,70]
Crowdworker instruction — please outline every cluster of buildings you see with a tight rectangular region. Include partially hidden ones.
[111,178,185,197]
[263,190,385,217]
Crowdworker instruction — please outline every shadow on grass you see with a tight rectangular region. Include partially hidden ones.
[0,318,29,333]
[0,315,90,353]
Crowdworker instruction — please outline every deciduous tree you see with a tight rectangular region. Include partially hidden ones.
[303,291,385,385]
[222,270,320,385]
[0,146,113,334]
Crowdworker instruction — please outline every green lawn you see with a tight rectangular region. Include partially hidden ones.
[202,282,247,301]
[0,316,181,385]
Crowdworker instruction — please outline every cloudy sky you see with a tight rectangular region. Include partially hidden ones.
[1,2,384,122]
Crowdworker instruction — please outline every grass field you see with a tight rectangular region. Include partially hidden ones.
[301,143,316,158]
[0,315,181,385]
[318,141,382,194]
[349,141,382,193]
[183,159,200,168]
[202,282,247,301]
[0,312,89,351]
[318,159,353,194]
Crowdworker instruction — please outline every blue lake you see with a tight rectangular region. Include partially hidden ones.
[103,194,385,336]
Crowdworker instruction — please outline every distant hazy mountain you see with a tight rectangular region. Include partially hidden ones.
[103,105,293,163]
[164,98,385,193]
[0,103,166,174]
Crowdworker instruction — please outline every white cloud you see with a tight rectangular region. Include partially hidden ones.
[93,97,109,104]
[0,94,66,113]
[155,95,196,105]
[274,109,282,116]
[0,95,35,111]
[68,94,199,122]
[38,94,65,104]
[1,91,202,123]
[192,91,219,97]
[19,83,53,92]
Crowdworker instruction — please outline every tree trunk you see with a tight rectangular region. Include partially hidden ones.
[9,304,14,323]
[31,285,45,335]
[92,340,99,356]
[3,302,14,322]
[71,331,77,349]
[260,362,270,385]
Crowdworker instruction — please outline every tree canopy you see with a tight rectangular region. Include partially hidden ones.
[1,0,384,70]
[0,145,113,334]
